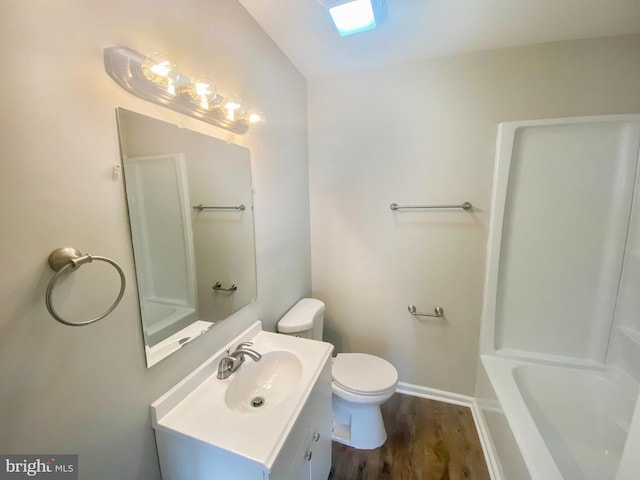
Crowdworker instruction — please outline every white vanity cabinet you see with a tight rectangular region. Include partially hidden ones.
[151,324,333,480]
[269,359,332,480]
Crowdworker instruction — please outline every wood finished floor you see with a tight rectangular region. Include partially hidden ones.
[329,393,490,480]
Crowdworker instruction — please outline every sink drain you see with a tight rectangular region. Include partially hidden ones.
[251,396,265,408]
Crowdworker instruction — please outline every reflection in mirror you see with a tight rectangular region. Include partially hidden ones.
[117,108,257,367]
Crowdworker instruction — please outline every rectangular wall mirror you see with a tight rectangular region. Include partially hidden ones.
[116,108,257,367]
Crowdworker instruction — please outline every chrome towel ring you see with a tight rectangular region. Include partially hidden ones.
[45,247,126,326]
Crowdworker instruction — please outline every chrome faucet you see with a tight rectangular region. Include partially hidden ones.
[217,342,262,379]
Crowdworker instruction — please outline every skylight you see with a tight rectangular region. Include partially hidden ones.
[328,0,376,36]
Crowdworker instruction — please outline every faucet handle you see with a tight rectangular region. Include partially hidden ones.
[217,355,238,379]
[235,341,253,351]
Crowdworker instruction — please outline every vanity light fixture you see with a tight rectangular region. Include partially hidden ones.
[104,46,265,134]
[319,0,387,36]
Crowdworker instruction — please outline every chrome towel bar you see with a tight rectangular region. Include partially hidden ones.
[408,305,444,318]
[45,247,126,326]
[390,202,472,211]
[193,204,246,211]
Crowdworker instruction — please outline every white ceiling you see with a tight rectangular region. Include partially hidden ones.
[238,0,640,79]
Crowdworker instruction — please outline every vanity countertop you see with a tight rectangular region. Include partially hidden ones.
[151,321,333,470]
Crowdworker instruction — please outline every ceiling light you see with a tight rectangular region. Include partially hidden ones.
[330,0,375,36]
[319,0,386,36]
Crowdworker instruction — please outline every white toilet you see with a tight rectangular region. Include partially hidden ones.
[277,298,398,450]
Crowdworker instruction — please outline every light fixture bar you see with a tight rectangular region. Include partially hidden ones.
[104,46,262,134]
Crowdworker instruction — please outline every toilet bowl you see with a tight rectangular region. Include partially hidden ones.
[277,299,398,450]
[331,353,398,449]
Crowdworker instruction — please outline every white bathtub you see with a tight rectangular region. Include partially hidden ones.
[142,300,197,346]
[480,355,638,480]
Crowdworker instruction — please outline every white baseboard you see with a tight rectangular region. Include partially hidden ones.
[395,381,474,407]
[395,382,501,480]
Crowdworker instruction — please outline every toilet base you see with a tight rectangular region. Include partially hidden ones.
[331,394,387,450]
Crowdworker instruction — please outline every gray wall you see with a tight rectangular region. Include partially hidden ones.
[0,0,309,478]
[308,35,640,395]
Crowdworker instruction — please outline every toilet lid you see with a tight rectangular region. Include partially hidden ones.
[332,353,398,395]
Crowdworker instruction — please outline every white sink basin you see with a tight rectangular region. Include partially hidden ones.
[151,323,333,469]
[224,351,303,413]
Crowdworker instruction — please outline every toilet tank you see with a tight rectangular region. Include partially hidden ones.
[277,298,325,341]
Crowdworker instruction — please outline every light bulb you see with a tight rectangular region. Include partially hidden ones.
[142,52,179,90]
[185,75,217,109]
[245,109,265,126]
[224,96,244,121]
